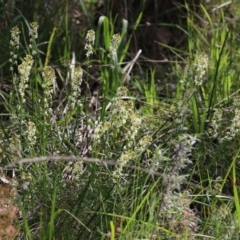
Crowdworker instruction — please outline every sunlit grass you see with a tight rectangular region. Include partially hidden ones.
[1,1,240,239]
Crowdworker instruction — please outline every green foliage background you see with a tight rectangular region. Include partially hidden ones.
[1,0,240,239]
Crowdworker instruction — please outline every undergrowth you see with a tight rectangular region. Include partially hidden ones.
[0,0,240,239]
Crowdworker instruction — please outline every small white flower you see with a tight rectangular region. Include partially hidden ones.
[85,30,95,57]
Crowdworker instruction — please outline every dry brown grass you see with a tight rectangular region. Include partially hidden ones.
[0,175,18,240]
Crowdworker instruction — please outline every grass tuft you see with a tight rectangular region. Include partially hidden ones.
[1,1,240,239]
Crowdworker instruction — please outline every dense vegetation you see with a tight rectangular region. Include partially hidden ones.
[1,0,240,239]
